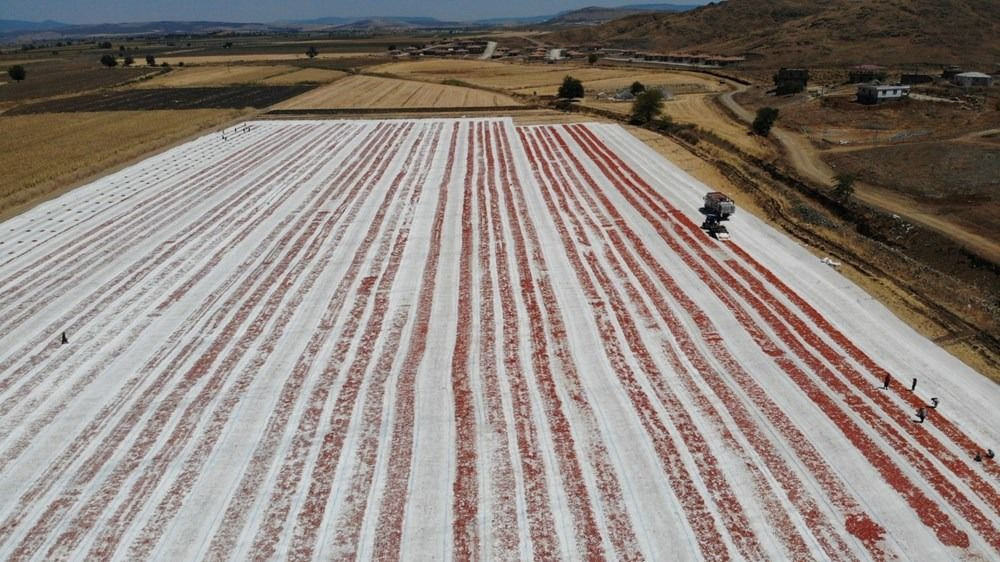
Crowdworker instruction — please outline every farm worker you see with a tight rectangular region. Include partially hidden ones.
[61,331,68,345]
[916,407,926,424]
[988,449,996,459]
[881,374,890,390]
[974,452,982,462]
[910,378,917,391]
[930,397,939,409]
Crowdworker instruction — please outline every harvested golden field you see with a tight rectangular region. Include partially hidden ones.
[137,65,297,87]
[157,53,381,65]
[261,68,346,85]
[0,109,246,220]
[373,59,721,96]
[275,74,520,109]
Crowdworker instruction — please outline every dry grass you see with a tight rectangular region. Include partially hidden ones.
[261,68,346,85]
[0,109,247,220]
[157,53,382,65]
[373,59,722,95]
[137,65,297,87]
[275,74,520,109]
[584,94,770,157]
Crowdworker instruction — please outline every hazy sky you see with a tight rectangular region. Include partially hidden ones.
[4,0,712,24]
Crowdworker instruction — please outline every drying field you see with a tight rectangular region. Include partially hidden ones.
[1,118,998,560]
[6,86,312,114]
[274,74,520,110]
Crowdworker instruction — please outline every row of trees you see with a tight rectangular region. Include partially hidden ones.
[557,76,668,126]
[98,54,161,67]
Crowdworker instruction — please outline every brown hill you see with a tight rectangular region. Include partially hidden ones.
[547,0,1000,68]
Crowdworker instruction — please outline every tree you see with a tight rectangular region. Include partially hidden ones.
[630,88,664,125]
[752,106,779,137]
[146,54,156,66]
[7,65,26,83]
[832,173,857,202]
[557,75,584,99]
[118,45,126,52]
[306,46,318,59]
[630,81,645,95]
[100,54,118,67]
[123,55,134,66]
[388,45,397,51]
[587,53,598,65]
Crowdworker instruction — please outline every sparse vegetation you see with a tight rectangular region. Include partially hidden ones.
[630,88,664,125]
[832,173,857,202]
[557,75,584,99]
[752,106,779,136]
[0,110,246,220]
[7,65,26,83]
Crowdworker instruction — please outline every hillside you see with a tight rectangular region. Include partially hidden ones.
[546,4,699,25]
[548,0,1000,67]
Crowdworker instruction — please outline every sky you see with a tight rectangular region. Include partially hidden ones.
[3,0,712,24]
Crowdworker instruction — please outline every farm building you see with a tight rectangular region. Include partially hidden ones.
[848,64,888,84]
[952,72,993,87]
[773,68,809,94]
[900,73,934,85]
[941,66,965,79]
[856,82,910,104]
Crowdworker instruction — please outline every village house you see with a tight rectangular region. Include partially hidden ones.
[952,72,994,87]
[856,82,911,104]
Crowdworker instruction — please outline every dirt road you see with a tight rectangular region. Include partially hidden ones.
[718,90,1000,263]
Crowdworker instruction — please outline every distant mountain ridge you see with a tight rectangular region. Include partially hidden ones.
[1,2,704,39]
[544,4,701,25]
[547,0,1000,66]
[0,19,68,33]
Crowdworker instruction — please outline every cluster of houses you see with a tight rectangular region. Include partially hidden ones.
[594,48,745,68]
[852,65,994,104]
[774,64,995,105]
[392,40,490,58]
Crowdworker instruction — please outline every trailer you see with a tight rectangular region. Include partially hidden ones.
[701,192,735,240]
[703,192,736,219]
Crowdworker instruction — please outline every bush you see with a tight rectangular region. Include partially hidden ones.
[752,106,779,136]
[123,55,134,66]
[100,54,118,67]
[630,81,645,95]
[146,55,156,66]
[630,89,664,125]
[587,53,598,64]
[557,75,584,99]
[7,64,26,82]
[306,46,318,59]
[832,173,858,202]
